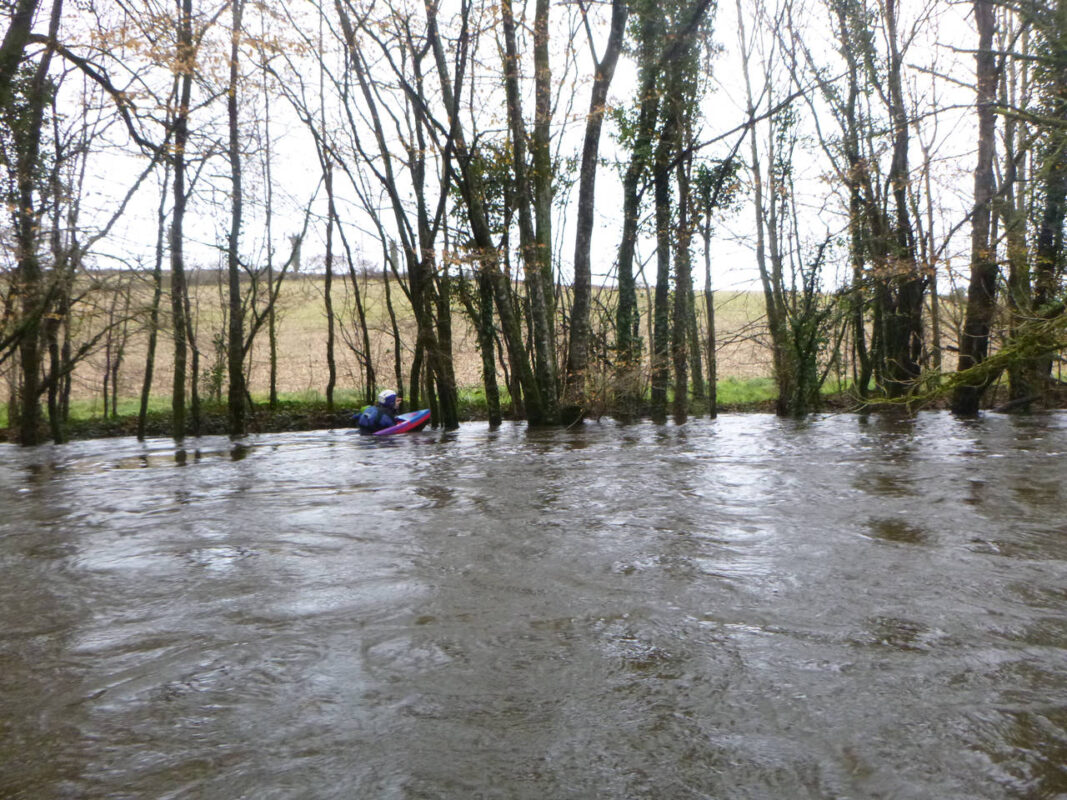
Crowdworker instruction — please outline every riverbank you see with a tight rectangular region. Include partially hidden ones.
[7,377,1057,444]
[1,379,799,443]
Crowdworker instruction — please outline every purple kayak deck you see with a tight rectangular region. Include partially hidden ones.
[373,408,431,436]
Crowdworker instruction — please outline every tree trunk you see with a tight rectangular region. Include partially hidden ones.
[651,119,674,422]
[227,0,247,436]
[500,0,559,423]
[952,0,998,415]
[616,11,661,381]
[323,162,337,411]
[881,0,924,397]
[139,162,169,440]
[339,231,375,405]
[170,0,194,441]
[564,0,627,415]
[183,271,201,436]
[14,0,62,445]
[262,53,278,410]
[1002,25,1034,404]
[385,242,404,397]
[532,0,555,347]
[0,0,42,106]
[672,146,693,424]
[702,213,717,418]
[478,269,502,426]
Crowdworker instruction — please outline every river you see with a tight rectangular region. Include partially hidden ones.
[1,412,1066,799]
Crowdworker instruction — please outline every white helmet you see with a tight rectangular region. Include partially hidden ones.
[377,390,398,407]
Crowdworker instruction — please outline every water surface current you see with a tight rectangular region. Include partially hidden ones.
[2,412,1066,798]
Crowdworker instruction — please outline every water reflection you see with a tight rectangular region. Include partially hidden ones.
[1,414,1066,798]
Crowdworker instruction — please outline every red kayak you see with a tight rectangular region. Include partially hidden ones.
[373,408,431,436]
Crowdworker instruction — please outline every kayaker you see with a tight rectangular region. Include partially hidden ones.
[356,390,401,432]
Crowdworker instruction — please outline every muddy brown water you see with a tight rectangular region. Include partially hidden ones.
[2,412,1066,799]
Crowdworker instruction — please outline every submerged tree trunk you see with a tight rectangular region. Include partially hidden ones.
[880,0,924,397]
[477,269,502,426]
[1002,25,1034,404]
[701,209,718,418]
[226,0,247,436]
[672,146,693,424]
[500,0,559,424]
[139,162,170,440]
[952,0,998,415]
[12,0,62,445]
[564,0,627,417]
[170,0,194,441]
[261,45,279,411]
[184,272,201,436]
[650,117,674,422]
[323,162,337,411]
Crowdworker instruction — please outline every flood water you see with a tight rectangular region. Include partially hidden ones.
[2,412,1066,799]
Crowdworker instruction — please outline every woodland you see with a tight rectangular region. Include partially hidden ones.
[1,0,1066,445]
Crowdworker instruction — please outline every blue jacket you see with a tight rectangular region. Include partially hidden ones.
[356,404,396,432]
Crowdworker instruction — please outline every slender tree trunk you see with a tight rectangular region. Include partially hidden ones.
[139,163,170,439]
[922,157,943,375]
[262,51,278,410]
[430,260,459,428]
[339,228,375,404]
[532,0,555,344]
[564,0,627,415]
[477,269,502,426]
[672,147,693,423]
[227,0,247,435]
[385,241,404,396]
[45,109,70,444]
[409,341,423,411]
[110,287,130,419]
[1003,25,1033,404]
[184,273,201,436]
[45,307,64,442]
[952,0,999,414]
[500,0,559,423]
[170,0,194,441]
[882,0,924,397]
[651,118,674,422]
[323,162,337,411]
[686,283,705,411]
[697,200,718,417]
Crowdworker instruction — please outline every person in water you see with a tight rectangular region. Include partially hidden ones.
[356,390,401,432]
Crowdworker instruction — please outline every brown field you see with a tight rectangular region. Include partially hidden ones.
[7,271,777,412]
